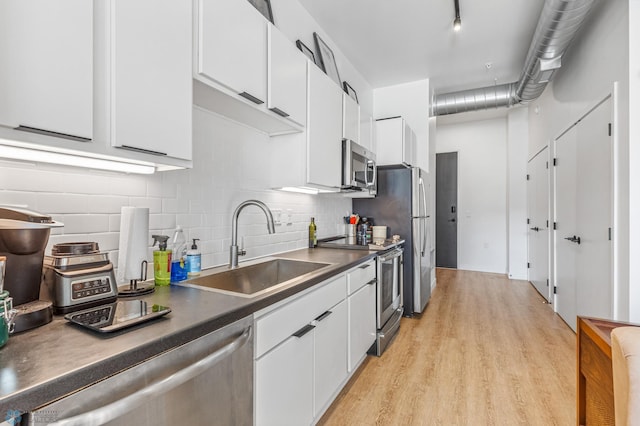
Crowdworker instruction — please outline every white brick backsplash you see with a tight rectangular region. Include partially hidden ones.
[62,214,110,234]
[0,110,351,276]
[36,193,88,214]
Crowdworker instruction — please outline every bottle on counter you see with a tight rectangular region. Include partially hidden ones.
[309,217,317,248]
[186,238,202,277]
[152,235,171,286]
[170,226,188,283]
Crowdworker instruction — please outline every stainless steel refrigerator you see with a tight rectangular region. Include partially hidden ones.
[353,165,432,315]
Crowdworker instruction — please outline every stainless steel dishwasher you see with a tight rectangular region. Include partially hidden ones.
[31,316,253,426]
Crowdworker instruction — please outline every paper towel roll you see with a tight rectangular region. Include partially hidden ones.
[117,207,149,283]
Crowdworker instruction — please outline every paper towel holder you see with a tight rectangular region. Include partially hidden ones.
[118,260,155,297]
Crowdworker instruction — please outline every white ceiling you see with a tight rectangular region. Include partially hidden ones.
[297,0,545,95]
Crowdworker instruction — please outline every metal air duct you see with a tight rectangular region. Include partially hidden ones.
[432,0,598,116]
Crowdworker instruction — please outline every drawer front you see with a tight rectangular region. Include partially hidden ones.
[347,259,376,295]
[256,274,347,358]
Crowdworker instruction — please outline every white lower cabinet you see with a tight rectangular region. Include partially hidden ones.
[346,260,377,371]
[255,329,314,426]
[313,299,348,417]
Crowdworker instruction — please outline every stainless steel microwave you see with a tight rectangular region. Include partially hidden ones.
[342,139,376,192]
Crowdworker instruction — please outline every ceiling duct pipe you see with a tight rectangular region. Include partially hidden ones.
[432,0,599,116]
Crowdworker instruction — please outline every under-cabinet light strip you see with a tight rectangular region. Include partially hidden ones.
[0,144,156,174]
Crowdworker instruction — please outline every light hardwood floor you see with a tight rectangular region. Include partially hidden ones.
[318,268,576,426]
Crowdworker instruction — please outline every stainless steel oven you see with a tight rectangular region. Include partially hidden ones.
[370,246,403,356]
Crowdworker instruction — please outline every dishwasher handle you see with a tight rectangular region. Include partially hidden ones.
[49,326,252,426]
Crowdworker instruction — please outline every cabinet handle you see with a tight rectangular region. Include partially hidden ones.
[366,278,377,286]
[239,91,264,105]
[48,326,252,426]
[15,125,91,143]
[315,310,332,322]
[269,107,290,118]
[292,323,315,338]
[119,145,167,156]
[358,263,371,269]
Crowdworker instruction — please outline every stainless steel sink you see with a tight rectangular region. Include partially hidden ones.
[177,258,330,297]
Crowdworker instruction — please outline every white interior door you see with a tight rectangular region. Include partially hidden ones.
[527,148,550,301]
[575,98,612,320]
[554,97,612,331]
[555,126,578,331]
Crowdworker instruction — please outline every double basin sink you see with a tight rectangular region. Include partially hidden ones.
[176,258,331,297]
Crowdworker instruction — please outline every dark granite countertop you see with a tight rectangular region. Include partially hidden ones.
[0,247,378,414]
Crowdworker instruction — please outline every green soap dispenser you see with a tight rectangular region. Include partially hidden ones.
[152,235,172,286]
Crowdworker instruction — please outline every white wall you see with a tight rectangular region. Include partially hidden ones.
[436,118,508,274]
[527,0,638,321]
[373,79,430,171]
[507,108,529,280]
[0,108,351,275]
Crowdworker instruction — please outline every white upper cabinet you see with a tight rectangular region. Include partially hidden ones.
[268,26,307,127]
[110,0,192,160]
[307,65,343,188]
[198,0,267,105]
[376,116,415,167]
[359,111,375,153]
[342,94,360,144]
[0,0,93,140]
[194,0,305,136]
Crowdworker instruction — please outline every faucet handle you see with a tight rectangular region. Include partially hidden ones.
[238,236,246,257]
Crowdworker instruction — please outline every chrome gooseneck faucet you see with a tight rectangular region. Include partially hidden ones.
[230,200,276,268]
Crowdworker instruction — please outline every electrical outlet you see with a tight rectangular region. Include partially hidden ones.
[272,209,282,226]
[285,209,293,225]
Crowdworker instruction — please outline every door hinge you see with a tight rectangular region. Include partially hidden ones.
[546,278,549,287]
[553,222,557,230]
[546,161,549,169]
[553,158,557,166]
[527,262,530,269]
[527,218,530,225]
[526,174,530,181]
[608,123,612,136]
[609,227,612,241]
[546,220,549,227]
[554,286,557,294]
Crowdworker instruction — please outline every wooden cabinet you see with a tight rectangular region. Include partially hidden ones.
[307,65,343,188]
[347,260,377,371]
[376,116,415,167]
[0,0,93,141]
[342,93,360,143]
[109,0,192,160]
[254,273,351,425]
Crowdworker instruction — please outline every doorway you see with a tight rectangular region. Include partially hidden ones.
[527,147,550,302]
[436,152,458,268]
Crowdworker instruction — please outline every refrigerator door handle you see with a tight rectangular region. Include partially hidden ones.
[419,177,428,254]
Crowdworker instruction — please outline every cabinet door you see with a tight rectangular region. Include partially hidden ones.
[111,0,192,160]
[348,281,376,371]
[375,117,403,166]
[342,94,360,143]
[268,26,306,126]
[307,65,343,188]
[314,299,348,416]
[256,331,314,426]
[198,0,267,105]
[402,121,413,166]
[0,0,92,140]
[360,112,374,152]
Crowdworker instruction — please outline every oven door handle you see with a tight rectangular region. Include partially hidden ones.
[379,248,403,262]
